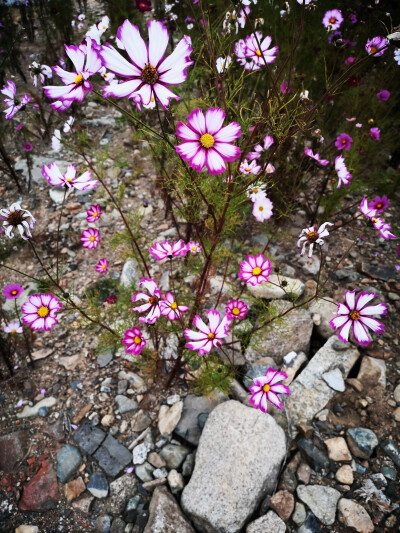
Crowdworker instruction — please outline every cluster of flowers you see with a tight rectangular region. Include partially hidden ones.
[149,239,201,260]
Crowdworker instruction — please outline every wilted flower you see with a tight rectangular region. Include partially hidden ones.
[175,107,241,175]
[304,146,329,166]
[3,283,24,299]
[86,204,102,222]
[280,81,291,94]
[348,14,357,23]
[51,129,62,152]
[122,327,146,355]
[1,80,31,120]
[394,49,400,66]
[335,155,352,188]
[252,197,273,222]
[149,240,187,260]
[42,162,97,195]
[160,292,189,321]
[370,127,380,141]
[246,183,267,202]
[322,9,343,31]
[81,228,100,249]
[216,56,232,73]
[131,278,162,324]
[297,222,333,257]
[345,57,357,65]
[365,36,387,56]
[4,320,23,334]
[249,368,291,413]
[184,309,231,356]
[98,20,193,109]
[21,293,62,331]
[29,61,52,87]
[330,290,387,346]
[335,133,352,151]
[85,16,110,44]
[239,254,271,286]
[376,90,390,102]
[96,258,109,274]
[225,300,248,320]
[0,202,36,240]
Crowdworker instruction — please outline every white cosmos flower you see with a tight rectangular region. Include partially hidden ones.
[0,202,36,240]
[216,56,232,73]
[297,222,333,257]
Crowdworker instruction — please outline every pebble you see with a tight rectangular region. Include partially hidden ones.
[380,439,400,467]
[56,444,82,483]
[15,527,39,533]
[297,463,311,484]
[335,465,354,485]
[293,502,307,525]
[133,443,151,465]
[160,444,190,469]
[296,484,341,525]
[324,437,352,461]
[322,368,345,392]
[95,514,111,533]
[394,384,400,403]
[269,490,294,521]
[157,401,183,436]
[97,350,113,368]
[393,407,400,422]
[338,498,374,533]
[114,395,138,414]
[147,452,167,469]
[167,469,185,494]
[88,472,109,498]
[135,462,154,482]
[64,477,86,503]
[346,428,378,459]
[101,414,115,427]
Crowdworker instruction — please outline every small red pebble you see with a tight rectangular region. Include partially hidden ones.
[27,457,35,465]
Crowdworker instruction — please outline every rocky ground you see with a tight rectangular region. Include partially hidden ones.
[1,61,400,533]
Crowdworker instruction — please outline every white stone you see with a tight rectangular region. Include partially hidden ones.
[158,402,183,437]
[322,368,345,392]
[297,484,341,525]
[133,443,151,465]
[247,274,305,300]
[17,397,57,418]
[167,469,185,494]
[338,498,374,532]
[336,465,354,485]
[246,511,286,533]
[324,437,352,461]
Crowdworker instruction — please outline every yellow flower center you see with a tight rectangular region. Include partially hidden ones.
[191,246,197,251]
[11,329,17,334]
[370,46,377,54]
[259,206,264,211]
[262,384,270,392]
[92,211,98,217]
[208,332,215,339]
[101,264,106,269]
[306,230,319,243]
[134,335,142,344]
[11,290,18,295]
[255,49,262,57]
[372,217,378,223]
[141,63,158,84]
[232,307,240,316]
[252,267,262,276]
[171,302,178,309]
[350,310,360,321]
[342,139,346,145]
[74,74,83,85]
[37,306,49,318]
[200,133,215,149]
[329,17,336,24]
[66,177,73,182]
[376,203,382,209]
[89,235,95,242]
[253,188,258,193]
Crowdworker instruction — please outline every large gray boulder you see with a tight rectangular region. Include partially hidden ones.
[181,401,286,533]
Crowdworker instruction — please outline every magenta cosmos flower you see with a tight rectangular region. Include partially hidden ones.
[4,320,23,334]
[365,36,387,57]
[297,222,333,258]
[86,204,102,222]
[376,90,390,102]
[370,127,380,141]
[186,241,201,254]
[369,195,389,213]
[239,254,271,286]
[249,368,291,413]
[322,9,343,31]
[175,108,241,175]
[98,20,193,109]
[184,309,231,356]
[122,327,146,355]
[335,133,352,151]
[131,278,162,324]
[136,0,152,13]
[1,80,31,120]
[149,239,187,260]
[244,32,278,65]
[42,163,97,196]
[304,146,329,166]
[23,142,33,152]
[21,293,62,331]
[96,258,109,274]
[81,228,100,249]
[160,292,189,321]
[335,155,352,188]
[3,283,24,299]
[330,290,387,346]
[43,38,102,112]
[225,300,248,320]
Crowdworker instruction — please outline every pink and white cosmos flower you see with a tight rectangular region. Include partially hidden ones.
[184,309,231,356]
[186,241,202,254]
[360,197,377,219]
[240,159,261,175]
[160,292,189,321]
[297,222,333,257]
[330,290,387,346]
[1,81,31,120]
[335,155,352,188]
[373,218,396,240]
[246,183,267,202]
[149,240,187,260]
[239,254,271,285]
[86,204,102,222]
[304,146,330,166]
[43,37,102,112]
[234,39,259,71]
[122,327,146,355]
[244,33,278,65]
[252,197,273,222]
[98,20,193,109]
[247,135,274,160]
[131,278,162,324]
[249,368,291,413]
[4,320,23,334]
[365,36,387,57]
[29,61,52,87]
[42,163,98,195]
[175,107,241,175]
[21,293,62,331]
[81,228,100,249]
[225,300,248,320]
[322,9,343,31]
[96,258,109,274]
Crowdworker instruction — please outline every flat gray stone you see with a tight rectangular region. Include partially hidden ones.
[93,435,132,477]
[88,472,109,498]
[73,420,106,455]
[273,336,359,435]
[97,351,113,368]
[120,259,140,288]
[114,395,138,414]
[159,444,190,470]
[181,401,286,533]
[106,474,138,516]
[297,484,341,526]
[247,274,305,300]
[246,511,286,533]
[322,368,345,392]
[338,498,374,533]
[174,392,228,445]
[57,445,82,483]
[144,486,196,533]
